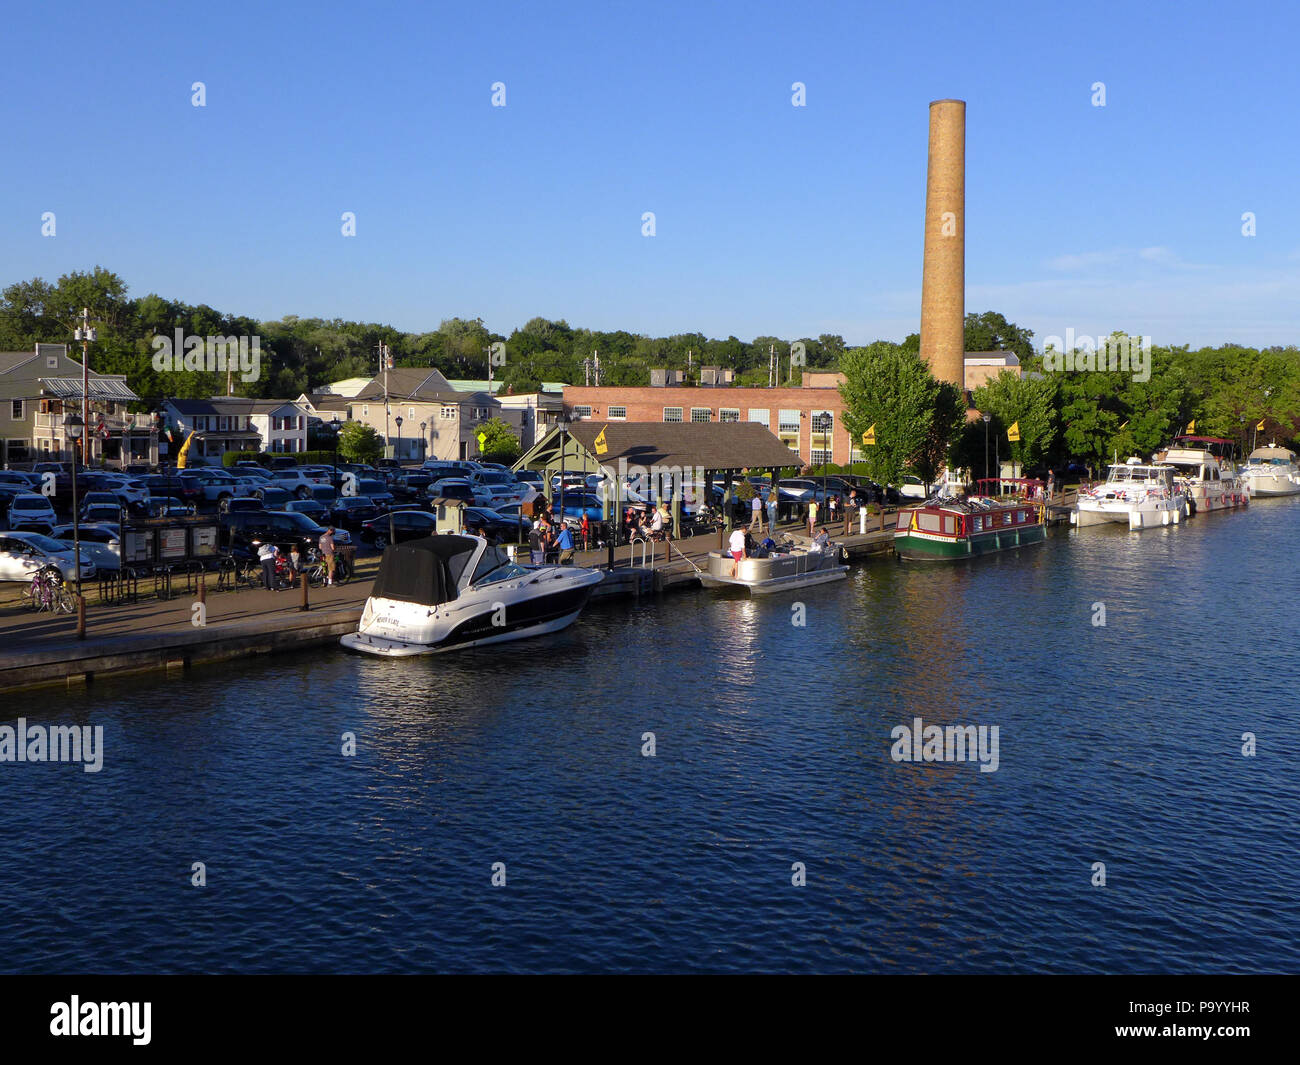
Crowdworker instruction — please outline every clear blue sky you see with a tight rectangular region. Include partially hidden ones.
[3,0,1298,349]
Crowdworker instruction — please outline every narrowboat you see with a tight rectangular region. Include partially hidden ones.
[894,480,1047,561]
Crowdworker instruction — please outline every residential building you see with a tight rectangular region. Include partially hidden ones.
[160,397,310,462]
[0,343,153,467]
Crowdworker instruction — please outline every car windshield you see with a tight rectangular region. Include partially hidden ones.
[480,472,514,484]
[343,498,374,509]
[11,533,68,553]
[280,512,321,530]
[471,545,529,585]
[12,496,52,509]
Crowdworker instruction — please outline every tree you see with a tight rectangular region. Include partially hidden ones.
[964,311,1035,363]
[839,343,957,487]
[338,421,383,464]
[970,371,1057,475]
[476,417,521,463]
[910,380,966,490]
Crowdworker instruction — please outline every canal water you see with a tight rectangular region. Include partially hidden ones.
[2,501,1298,973]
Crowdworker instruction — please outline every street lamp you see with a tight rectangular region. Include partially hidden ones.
[394,415,403,462]
[419,420,427,461]
[981,412,991,486]
[65,414,85,627]
[558,415,570,529]
[330,416,341,497]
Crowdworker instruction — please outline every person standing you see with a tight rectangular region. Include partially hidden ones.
[556,522,575,564]
[320,526,337,586]
[728,523,747,577]
[287,543,304,587]
[528,519,545,565]
[767,489,778,534]
[751,491,763,533]
[580,511,590,550]
[257,540,278,591]
[807,498,819,537]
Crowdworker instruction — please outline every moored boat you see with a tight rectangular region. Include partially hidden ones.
[1153,435,1249,513]
[700,538,847,594]
[341,533,603,657]
[894,479,1046,561]
[1073,458,1187,529]
[1240,444,1300,497]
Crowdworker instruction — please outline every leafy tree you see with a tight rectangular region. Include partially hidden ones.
[839,343,957,487]
[970,371,1057,475]
[910,380,966,490]
[476,417,521,463]
[338,421,383,464]
[964,311,1035,363]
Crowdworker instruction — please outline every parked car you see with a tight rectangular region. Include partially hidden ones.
[5,492,58,533]
[50,523,121,571]
[147,496,196,517]
[548,493,605,522]
[93,472,150,509]
[359,508,439,548]
[249,484,293,507]
[218,496,266,514]
[219,509,334,557]
[491,502,534,530]
[0,530,95,582]
[79,492,125,520]
[0,471,42,491]
[355,478,394,508]
[470,469,527,505]
[283,498,331,523]
[142,473,203,506]
[513,469,544,490]
[81,503,125,525]
[269,456,299,470]
[462,506,530,541]
[264,469,329,499]
[327,496,384,532]
[391,471,433,499]
[424,478,478,506]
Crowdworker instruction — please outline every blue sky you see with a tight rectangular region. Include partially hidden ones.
[3,0,1299,349]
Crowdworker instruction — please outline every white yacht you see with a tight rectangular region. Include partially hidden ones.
[1240,444,1300,497]
[341,534,604,656]
[1073,459,1188,530]
[1153,436,1249,513]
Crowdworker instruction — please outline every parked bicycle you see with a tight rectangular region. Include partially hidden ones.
[305,547,352,587]
[21,565,75,614]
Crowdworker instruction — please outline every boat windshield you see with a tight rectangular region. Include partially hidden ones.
[471,545,530,585]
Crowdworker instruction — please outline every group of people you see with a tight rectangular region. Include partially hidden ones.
[527,504,577,566]
[623,502,671,541]
[253,526,338,591]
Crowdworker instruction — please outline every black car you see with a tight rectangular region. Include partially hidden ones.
[359,509,438,548]
[463,506,527,542]
[392,471,433,499]
[220,509,331,557]
[327,496,383,531]
[142,473,203,504]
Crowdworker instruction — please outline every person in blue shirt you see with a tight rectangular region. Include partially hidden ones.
[555,523,575,565]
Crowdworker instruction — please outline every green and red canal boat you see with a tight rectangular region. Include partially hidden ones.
[894,479,1047,561]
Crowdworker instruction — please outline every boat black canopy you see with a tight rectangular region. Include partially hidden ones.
[369,534,479,605]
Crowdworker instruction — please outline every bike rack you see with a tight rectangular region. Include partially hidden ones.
[153,565,174,601]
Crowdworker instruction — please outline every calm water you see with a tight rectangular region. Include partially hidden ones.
[2,501,1299,973]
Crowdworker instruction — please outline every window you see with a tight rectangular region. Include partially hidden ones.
[919,512,941,532]
[572,405,592,419]
[851,447,864,464]
[748,409,770,426]
[778,410,801,433]
[719,408,740,423]
[441,404,456,419]
[608,406,627,420]
[408,407,415,420]
[663,407,683,423]
[218,416,229,431]
[362,405,369,417]
[690,408,712,423]
[474,406,489,419]
[811,449,832,466]
[811,410,834,434]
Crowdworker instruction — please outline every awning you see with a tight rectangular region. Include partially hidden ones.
[40,377,141,402]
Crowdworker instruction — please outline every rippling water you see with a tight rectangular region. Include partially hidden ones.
[2,501,1299,973]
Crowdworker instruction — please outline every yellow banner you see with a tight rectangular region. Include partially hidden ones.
[1187,419,1196,432]
[1257,419,1266,431]
[1007,421,1021,442]
[862,424,876,446]
[594,425,609,456]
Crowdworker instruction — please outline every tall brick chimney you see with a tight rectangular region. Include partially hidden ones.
[919,99,966,389]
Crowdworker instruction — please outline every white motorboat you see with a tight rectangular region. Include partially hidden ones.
[341,533,604,656]
[1073,459,1188,530]
[1240,444,1300,497]
[1153,435,1249,513]
[699,538,847,595]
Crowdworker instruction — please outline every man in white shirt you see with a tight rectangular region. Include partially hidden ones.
[256,540,279,590]
[728,524,747,577]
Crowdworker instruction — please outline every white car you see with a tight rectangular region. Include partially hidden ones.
[96,473,150,508]
[50,523,121,570]
[5,492,58,532]
[268,469,331,498]
[0,531,96,582]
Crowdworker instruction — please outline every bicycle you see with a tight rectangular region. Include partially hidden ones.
[306,548,351,587]
[21,565,75,613]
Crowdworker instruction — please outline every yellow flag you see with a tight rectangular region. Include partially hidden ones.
[1007,421,1021,442]
[1256,419,1266,432]
[1118,420,1129,430]
[1187,419,1196,432]
[861,424,876,446]
[594,424,609,456]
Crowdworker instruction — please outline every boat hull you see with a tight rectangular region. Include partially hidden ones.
[894,523,1046,560]
[700,548,847,594]
[341,604,588,657]
[1241,474,1300,497]
[1073,497,1186,529]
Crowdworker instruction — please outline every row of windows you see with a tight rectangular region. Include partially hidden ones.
[190,414,254,432]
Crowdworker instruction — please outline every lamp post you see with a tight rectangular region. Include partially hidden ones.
[394,415,403,463]
[558,415,569,527]
[330,416,341,498]
[981,412,991,486]
[65,414,85,634]
[419,420,427,462]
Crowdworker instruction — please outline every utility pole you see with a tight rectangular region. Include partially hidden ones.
[594,349,600,386]
[73,308,97,465]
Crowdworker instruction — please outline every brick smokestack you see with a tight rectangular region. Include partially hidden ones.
[919,99,966,389]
